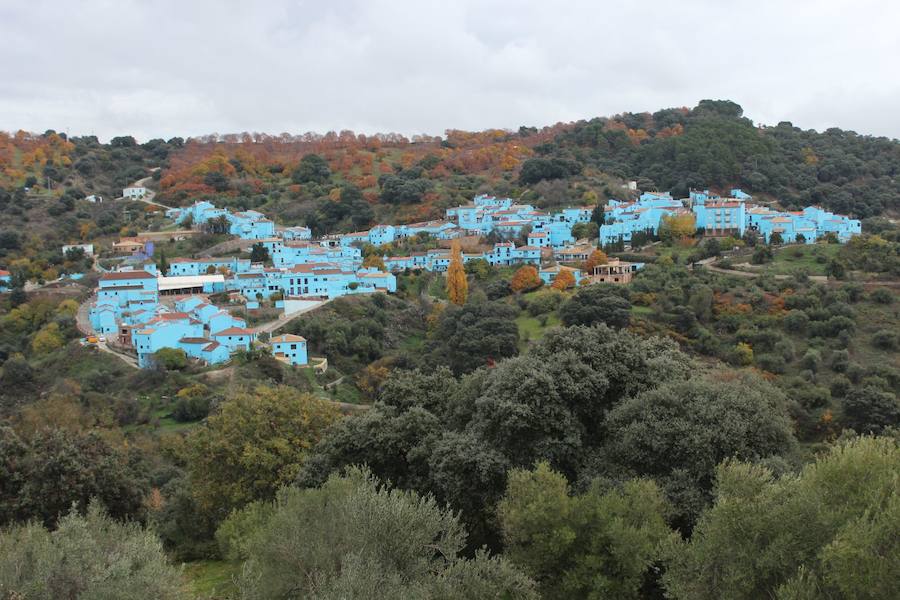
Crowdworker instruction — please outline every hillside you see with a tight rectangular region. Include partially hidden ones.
[1,101,899,599]
[2,100,898,251]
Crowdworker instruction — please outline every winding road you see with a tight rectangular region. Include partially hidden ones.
[120,173,174,211]
[75,295,139,368]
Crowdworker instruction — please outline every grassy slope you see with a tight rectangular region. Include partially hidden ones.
[731,244,841,276]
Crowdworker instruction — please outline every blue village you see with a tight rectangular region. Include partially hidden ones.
[86,188,861,369]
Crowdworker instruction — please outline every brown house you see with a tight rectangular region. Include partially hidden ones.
[113,238,148,256]
[591,258,641,284]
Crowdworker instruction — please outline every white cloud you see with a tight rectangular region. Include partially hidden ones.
[0,0,898,140]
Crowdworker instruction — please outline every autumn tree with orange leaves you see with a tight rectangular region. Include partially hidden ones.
[446,240,468,305]
[583,249,608,273]
[510,265,542,293]
[551,268,576,290]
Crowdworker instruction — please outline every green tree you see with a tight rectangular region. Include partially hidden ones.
[500,463,674,599]
[663,436,900,600]
[0,503,184,599]
[464,257,491,280]
[571,221,599,240]
[249,242,269,264]
[152,347,188,370]
[31,322,64,354]
[826,256,847,279]
[427,301,519,374]
[519,157,581,185]
[751,245,773,264]
[600,372,796,528]
[157,248,169,275]
[186,385,339,520]
[292,153,331,184]
[842,386,900,434]
[0,427,147,527]
[223,467,537,599]
[559,283,631,328]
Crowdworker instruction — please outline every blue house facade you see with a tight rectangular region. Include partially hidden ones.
[270,334,308,366]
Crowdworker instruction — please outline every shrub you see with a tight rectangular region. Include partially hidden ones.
[0,503,183,600]
[869,287,894,304]
[485,279,512,300]
[754,353,785,374]
[173,385,212,422]
[872,330,899,350]
[526,290,564,316]
[559,284,631,328]
[829,349,850,373]
[732,342,754,366]
[830,375,851,398]
[153,348,188,370]
[799,349,821,372]
[783,310,809,333]
[793,385,831,410]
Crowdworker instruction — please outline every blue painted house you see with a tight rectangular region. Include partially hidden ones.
[281,226,312,241]
[270,334,308,366]
[368,225,396,246]
[168,257,252,276]
[97,270,158,306]
[0,269,10,288]
[133,320,204,368]
[211,326,255,352]
[179,337,230,365]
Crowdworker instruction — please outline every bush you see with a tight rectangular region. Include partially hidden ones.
[559,284,631,328]
[872,329,899,350]
[869,287,894,304]
[754,353,785,374]
[830,375,851,398]
[153,348,188,370]
[829,349,850,373]
[799,349,821,372]
[783,310,809,333]
[842,386,900,433]
[484,279,512,300]
[793,385,831,410]
[173,386,212,422]
[526,290,564,316]
[0,503,183,600]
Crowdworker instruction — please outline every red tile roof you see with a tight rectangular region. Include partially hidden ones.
[212,327,253,336]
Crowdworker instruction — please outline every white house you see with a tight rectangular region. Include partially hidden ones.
[123,186,148,199]
[84,194,102,203]
[62,243,95,257]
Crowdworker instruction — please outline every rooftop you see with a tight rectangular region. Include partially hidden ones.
[100,270,154,281]
[212,326,254,336]
[271,334,306,343]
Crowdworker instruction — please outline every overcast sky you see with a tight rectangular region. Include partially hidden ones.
[2,0,898,141]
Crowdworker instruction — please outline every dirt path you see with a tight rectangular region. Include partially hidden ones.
[121,174,174,211]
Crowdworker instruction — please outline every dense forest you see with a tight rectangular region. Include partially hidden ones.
[1,102,899,598]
